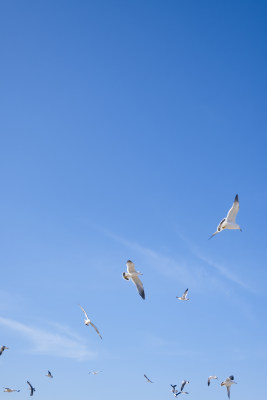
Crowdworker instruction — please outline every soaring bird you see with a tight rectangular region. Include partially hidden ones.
[3,388,20,393]
[89,371,102,375]
[79,305,102,339]
[180,380,189,391]
[221,375,237,398]
[209,194,241,239]
[176,289,189,301]
[144,374,153,383]
[27,381,35,396]
[45,371,53,378]
[122,260,145,300]
[208,375,218,386]
[0,346,9,356]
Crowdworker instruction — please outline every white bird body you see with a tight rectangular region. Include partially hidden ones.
[209,195,241,239]
[79,305,102,339]
[3,388,20,393]
[221,375,237,398]
[208,375,218,386]
[176,289,189,301]
[122,260,145,300]
[89,371,102,375]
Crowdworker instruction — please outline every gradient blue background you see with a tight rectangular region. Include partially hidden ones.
[0,1,266,399]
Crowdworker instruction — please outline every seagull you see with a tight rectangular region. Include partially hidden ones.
[180,380,189,391]
[79,305,102,339]
[208,375,218,386]
[221,375,237,398]
[27,381,35,396]
[0,346,9,356]
[3,388,20,393]
[144,374,153,383]
[170,384,178,394]
[122,260,145,300]
[176,289,189,301]
[209,194,242,239]
[45,371,53,378]
[174,392,189,397]
[89,371,102,375]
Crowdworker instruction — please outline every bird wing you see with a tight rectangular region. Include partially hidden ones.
[126,260,136,273]
[183,289,188,298]
[181,381,186,391]
[209,230,219,240]
[131,275,145,299]
[227,386,231,399]
[207,377,210,386]
[144,374,153,383]
[90,321,102,339]
[79,305,89,320]
[226,195,239,223]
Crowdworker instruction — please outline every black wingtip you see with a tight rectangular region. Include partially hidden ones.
[234,194,238,202]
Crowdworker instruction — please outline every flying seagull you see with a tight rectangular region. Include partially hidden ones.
[3,388,20,393]
[209,194,241,239]
[79,305,102,339]
[221,375,237,399]
[174,392,189,397]
[122,260,145,300]
[45,371,53,378]
[89,371,102,375]
[180,380,189,391]
[170,385,178,394]
[176,289,189,301]
[27,381,35,397]
[144,374,153,383]
[208,376,218,386]
[0,346,9,356]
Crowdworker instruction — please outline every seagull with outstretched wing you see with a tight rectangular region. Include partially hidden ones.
[27,381,35,396]
[209,195,242,239]
[79,305,102,339]
[180,380,189,391]
[45,370,53,378]
[3,388,20,393]
[0,346,9,356]
[208,375,218,386]
[176,289,189,301]
[221,375,237,398]
[122,260,145,300]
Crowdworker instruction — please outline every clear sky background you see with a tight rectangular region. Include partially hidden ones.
[0,0,267,399]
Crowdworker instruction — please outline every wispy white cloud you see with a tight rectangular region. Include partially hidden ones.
[0,317,96,361]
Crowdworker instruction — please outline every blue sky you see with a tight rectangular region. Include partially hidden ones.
[0,0,267,399]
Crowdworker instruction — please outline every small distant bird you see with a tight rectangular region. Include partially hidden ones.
[180,380,189,391]
[122,260,145,300]
[0,346,9,356]
[89,371,102,375]
[3,388,20,393]
[79,305,102,339]
[176,289,189,301]
[170,384,178,394]
[221,375,237,399]
[208,375,218,386]
[209,194,242,239]
[27,381,35,396]
[144,374,153,383]
[45,371,53,378]
[174,392,189,397]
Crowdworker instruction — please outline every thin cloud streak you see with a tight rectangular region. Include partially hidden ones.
[0,317,96,361]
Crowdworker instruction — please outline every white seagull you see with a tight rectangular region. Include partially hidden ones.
[45,371,53,378]
[209,194,242,239]
[89,371,102,375]
[208,375,218,386]
[176,289,189,301]
[170,384,178,394]
[79,305,102,339]
[144,374,153,383]
[0,346,9,356]
[221,375,237,398]
[180,380,189,391]
[27,381,35,397]
[122,260,145,300]
[3,388,20,393]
